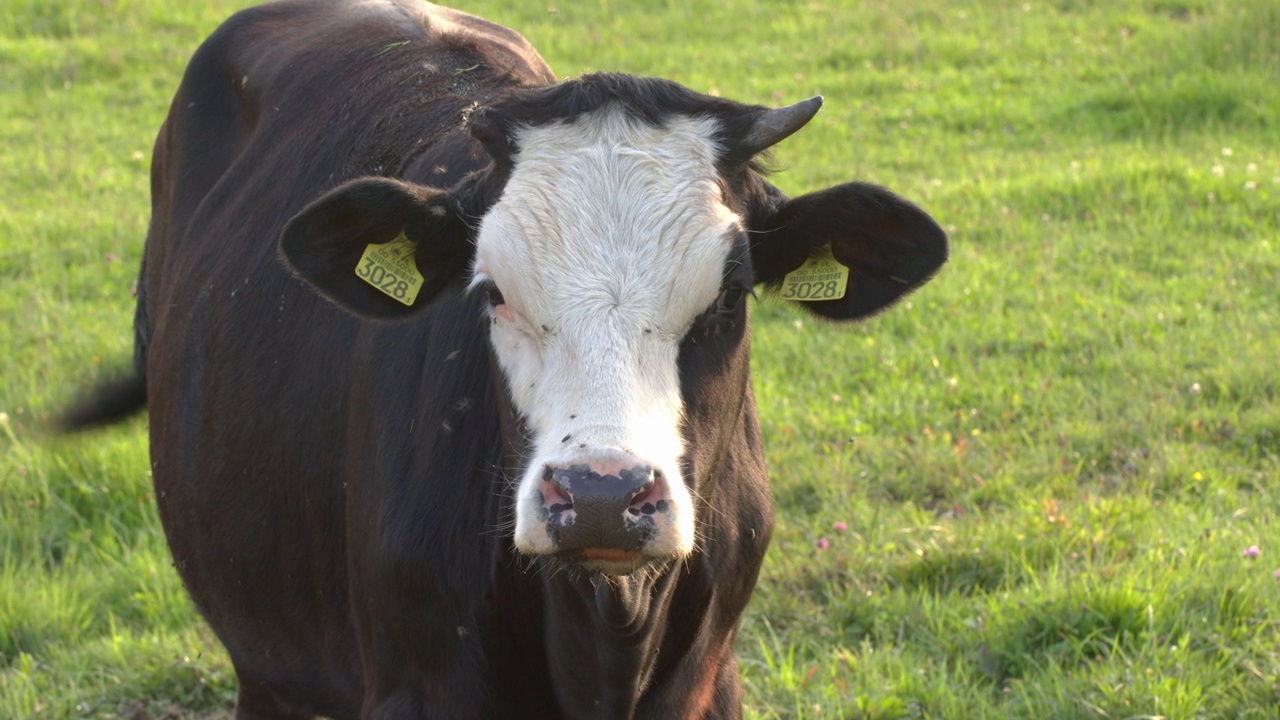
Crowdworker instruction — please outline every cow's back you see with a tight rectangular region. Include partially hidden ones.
[141,1,552,713]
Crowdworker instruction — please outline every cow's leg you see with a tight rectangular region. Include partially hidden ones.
[233,676,314,720]
[704,655,745,720]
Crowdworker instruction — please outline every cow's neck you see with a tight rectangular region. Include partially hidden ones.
[542,568,679,720]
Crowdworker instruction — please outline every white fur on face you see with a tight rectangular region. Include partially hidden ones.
[472,108,739,559]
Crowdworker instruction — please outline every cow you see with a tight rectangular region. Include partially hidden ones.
[62,0,948,717]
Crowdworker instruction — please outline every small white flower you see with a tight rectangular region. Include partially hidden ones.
[1222,147,1233,157]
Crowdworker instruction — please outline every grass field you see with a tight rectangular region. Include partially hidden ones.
[2,0,1278,717]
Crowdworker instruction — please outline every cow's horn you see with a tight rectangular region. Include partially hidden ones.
[742,96,824,156]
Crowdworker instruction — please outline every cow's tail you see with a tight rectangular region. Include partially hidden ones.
[58,372,147,432]
[58,257,152,433]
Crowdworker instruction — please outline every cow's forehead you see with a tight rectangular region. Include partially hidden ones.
[473,107,740,331]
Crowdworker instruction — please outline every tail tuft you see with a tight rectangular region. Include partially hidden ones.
[58,373,147,433]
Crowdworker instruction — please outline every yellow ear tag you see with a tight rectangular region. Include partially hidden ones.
[354,232,424,306]
[781,245,849,301]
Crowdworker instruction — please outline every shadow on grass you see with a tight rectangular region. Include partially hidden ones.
[890,548,1011,596]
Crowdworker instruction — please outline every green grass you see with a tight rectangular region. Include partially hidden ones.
[2,0,1277,717]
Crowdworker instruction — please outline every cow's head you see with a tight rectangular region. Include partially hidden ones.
[280,74,947,576]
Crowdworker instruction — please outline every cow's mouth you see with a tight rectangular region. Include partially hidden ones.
[582,548,644,563]
[570,548,653,576]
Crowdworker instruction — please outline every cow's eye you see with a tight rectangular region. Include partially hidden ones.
[688,281,751,340]
[716,282,750,314]
[480,280,505,307]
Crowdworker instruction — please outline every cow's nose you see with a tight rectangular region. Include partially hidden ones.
[540,458,666,554]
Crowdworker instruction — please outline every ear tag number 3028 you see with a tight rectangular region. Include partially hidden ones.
[781,246,849,302]
[355,232,424,307]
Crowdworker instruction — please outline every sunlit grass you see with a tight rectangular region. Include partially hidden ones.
[2,0,1277,717]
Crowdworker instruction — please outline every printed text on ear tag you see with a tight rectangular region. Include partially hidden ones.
[781,245,849,301]
[355,232,424,306]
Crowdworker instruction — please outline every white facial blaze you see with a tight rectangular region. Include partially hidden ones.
[472,108,739,558]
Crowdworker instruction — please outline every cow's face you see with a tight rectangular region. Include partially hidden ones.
[279,75,949,577]
[472,108,744,570]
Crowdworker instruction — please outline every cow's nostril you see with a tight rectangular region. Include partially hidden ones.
[627,494,669,516]
[545,484,572,509]
[629,486,655,506]
[540,465,574,510]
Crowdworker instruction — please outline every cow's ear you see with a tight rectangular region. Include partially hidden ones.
[279,177,473,319]
[749,182,948,321]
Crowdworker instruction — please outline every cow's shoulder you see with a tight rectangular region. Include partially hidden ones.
[185,0,552,98]
[417,1,555,81]
[153,0,554,264]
